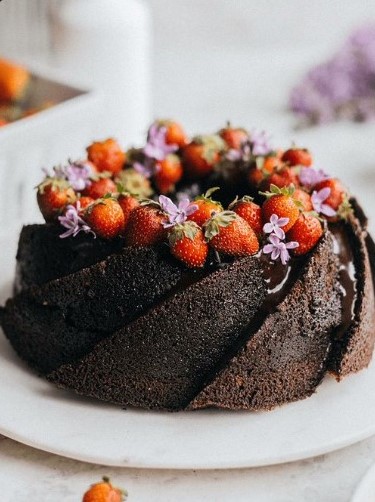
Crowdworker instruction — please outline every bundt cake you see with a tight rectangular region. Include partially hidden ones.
[0,121,374,411]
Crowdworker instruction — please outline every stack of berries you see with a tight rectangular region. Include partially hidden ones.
[35,120,351,269]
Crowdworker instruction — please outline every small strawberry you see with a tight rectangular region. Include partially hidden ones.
[314,178,347,211]
[118,192,139,228]
[261,166,299,191]
[187,187,223,227]
[183,135,225,178]
[83,177,117,199]
[154,153,183,194]
[248,166,266,187]
[261,185,300,232]
[286,212,323,255]
[158,119,188,147]
[219,124,249,150]
[75,196,95,212]
[37,178,76,222]
[204,211,259,257]
[83,476,126,502]
[293,188,313,212]
[0,118,8,127]
[169,221,208,268]
[229,196,262,236]
[262,154,284,173]
[282,147,312,167]
[247,154,282,187]
[125,204,167,246]
[87,138,126,175]
[85,196,125,239]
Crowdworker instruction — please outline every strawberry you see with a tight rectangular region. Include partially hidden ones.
[314,178,346,211]
[85,197,125,239]
[37,178,76,222]
[74,196,95,214]
[293,188,313,212]
[204,211,259,257]
[154,154,183,194]
[282,147,312,167]
[219,124,249,150]
[183,135,225,178]
[261,166,299,191]
[229,196,262,236]
[247,155,282,187]
[261,185,300,232]
[169,221,208,268]
[83,177,117,199]
[0,58,30,102]
[158,119,188,147]
[187,187,222,227]
[87,138,126,175]
[83,476,126,502]
[0,118,8,127]
[286,212,323,255]
[248,166,265,187]
[125,204,167,246]
[118,192,139,228]
[262,154,284,173]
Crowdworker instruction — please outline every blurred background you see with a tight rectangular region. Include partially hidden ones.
[1,0,375,228]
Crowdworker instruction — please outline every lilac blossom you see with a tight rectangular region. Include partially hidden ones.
[263,214,289,240]
[143,123,178,161]
[263,233,299,265]
[250,130,272,156]
[64,161,93,191]
[158,195,198,228]
[225,141,252,162]
[299,167,329,188]
[133,158,155,178]
[311,187,337,217]
[58,203,96,239]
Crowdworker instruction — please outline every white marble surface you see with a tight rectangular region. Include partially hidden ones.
[2,1,375,500]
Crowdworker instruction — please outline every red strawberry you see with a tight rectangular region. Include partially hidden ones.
[125,205,167,246]
[169,221,208,268]
[187,187,222,227]
[83,476,126,502]
[154,154,183,194]
[282,148,312,167]
[183,135,225,178]
[229,196,262,236]
[158,119,188,147]
[293,188,313,212]
[37,178,76,222]
[87,138,126,175]
[248,166,265,187]
[85,197,125,239]
[83,177,117,199]
[204,211,259,257]
[118,193,139,228]
[286,212,323,255]
[219,124,249,150]
[75,196,95,212]
[314,178,346,211]
[261,185,300,232]
[261,166,299,191]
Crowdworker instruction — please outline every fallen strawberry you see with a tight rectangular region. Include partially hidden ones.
[83,476,126,502]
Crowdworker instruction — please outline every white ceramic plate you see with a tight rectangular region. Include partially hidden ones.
[352,462,375,502]
[1,230,375,469]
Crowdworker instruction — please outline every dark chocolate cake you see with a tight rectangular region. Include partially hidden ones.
[1,121,374,411]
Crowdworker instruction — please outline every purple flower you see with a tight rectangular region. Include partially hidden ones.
[225,141,252,162]
[58,203,96,239]
[263,234,299,265]
[263,214,290,240]
[133,158,155,178]
[143,123,178,161]
[158,195,198,228]
[64,161,93,191]
[311,187,337,217]
[299,167,330,188]
[250,130,272,156]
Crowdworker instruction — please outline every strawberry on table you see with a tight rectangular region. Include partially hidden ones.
[37,178,76,222]
[183,135,225,178]
[286,212,323,255]
[282,147,312,167]
[169,221,208,268]
[83,177,117,199]
[187,187,223,227]
[204,211,259,257]
[219,124,249,150]
[154,153,183,194]
[261,185,300,233]
[229,195,262,236]
[124,204,167,246]
[85,196,125,239]
[83,476,126,502]
[87,138,126,176]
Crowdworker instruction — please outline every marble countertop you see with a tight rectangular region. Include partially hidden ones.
[2,2,375,500]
